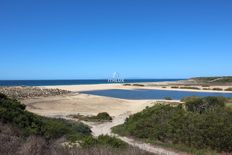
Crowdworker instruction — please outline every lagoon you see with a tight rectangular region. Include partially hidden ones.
[80,89,232,100]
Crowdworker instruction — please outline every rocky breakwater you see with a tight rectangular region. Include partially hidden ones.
[0,86,71,99]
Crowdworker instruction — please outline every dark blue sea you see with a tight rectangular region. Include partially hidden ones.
[0,79,182,86]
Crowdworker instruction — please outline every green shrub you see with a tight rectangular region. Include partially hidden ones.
[113,100,232,152]
[96,112,112,121]
[80,136,99,148]
[203,88,211,90]
[123,84,131,86]
[171,86,179,88]
[80,135,127,149]
[201,84,210,87]
[179,86,200,90]
[185,96,225,113]
[71,112,112,122]
[225,88,232,91]
[212,88,223,91]
[0,93,91,139]
[132,84,144,87]
[98,135,128,148]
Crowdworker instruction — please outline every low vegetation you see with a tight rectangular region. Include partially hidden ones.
[123,84,131,86]
[0,93,91,140]
[171,86,179,88]
[201,84,210,87]
[212,87,223,91]
[70,112,112,122]
[132,84,145,87]
[113,96,232,154]
[225,87,232,91]
[123,83,145,87]
[179,86,200,90]
[185,96,225,113]
[0,93,151,154]
[191,76,232,84]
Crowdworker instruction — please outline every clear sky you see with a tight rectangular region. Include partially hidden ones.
[0,0,232,80]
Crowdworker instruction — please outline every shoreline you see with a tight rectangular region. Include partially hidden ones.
[41,83,232,94]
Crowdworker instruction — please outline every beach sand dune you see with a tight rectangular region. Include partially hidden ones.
[22,93,153,117]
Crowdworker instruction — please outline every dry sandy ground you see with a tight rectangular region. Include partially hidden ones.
[22,93,154,117]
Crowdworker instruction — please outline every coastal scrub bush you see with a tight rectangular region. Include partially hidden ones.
[95,112,112,121]
[171,86,179,88]
[225,87,232,91]
[179,86,200,90]
[70,112,112,122]
[113,97,232,152]
[123,84,131,86]
[201,84,210,87]
[97,135,128,148]
[212,88,223,91]
[185,96,225,113]
[132,84,144,87]
[0,93,91,139]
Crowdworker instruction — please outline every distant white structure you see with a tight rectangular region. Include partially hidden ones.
[108,72,124,83]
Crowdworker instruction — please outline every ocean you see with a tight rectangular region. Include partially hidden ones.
[0,79,182,86]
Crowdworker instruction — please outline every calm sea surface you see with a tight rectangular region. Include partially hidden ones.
[0,79,181,86]
[79,89,232,100]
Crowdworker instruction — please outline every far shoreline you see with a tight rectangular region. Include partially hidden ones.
[41,82,232,94]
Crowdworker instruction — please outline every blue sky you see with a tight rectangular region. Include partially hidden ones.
[0,0,232,79]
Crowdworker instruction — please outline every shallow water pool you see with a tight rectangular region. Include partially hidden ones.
[79,89,232,100]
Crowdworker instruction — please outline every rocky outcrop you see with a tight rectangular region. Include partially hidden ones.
[0,86,70,99]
